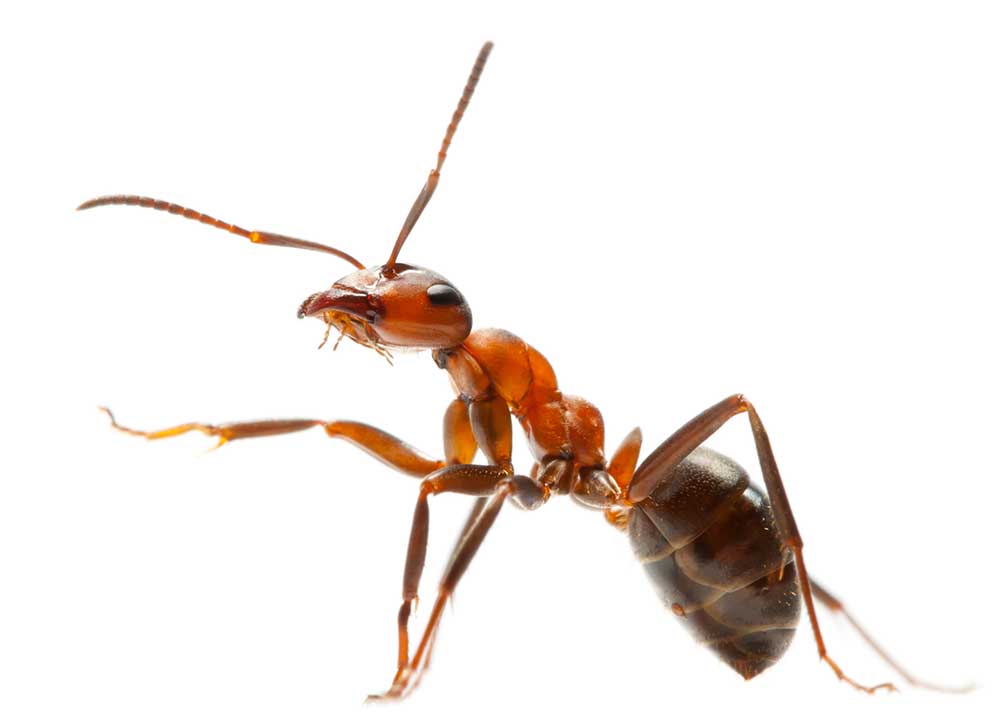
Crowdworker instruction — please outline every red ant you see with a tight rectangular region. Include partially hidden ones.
[79,42,968,701]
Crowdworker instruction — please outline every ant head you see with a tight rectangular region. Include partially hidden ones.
[78,43,493,359]
[298,264,472,353]
[294,42,491,356]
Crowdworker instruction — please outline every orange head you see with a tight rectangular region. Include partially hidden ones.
[79,43,494,359]
[298,264,472,353]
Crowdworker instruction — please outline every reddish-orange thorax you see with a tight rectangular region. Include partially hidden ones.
[434,328,607,469]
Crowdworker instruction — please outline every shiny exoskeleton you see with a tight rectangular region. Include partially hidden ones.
[79,42,967,701]
[629,448,801,679]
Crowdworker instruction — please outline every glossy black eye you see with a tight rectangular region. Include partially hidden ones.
[427,283,464,306]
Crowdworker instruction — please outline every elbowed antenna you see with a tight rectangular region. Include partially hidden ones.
[77,195,366,270]
[385,41,494,269]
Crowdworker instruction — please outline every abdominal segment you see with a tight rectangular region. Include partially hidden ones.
[628,448,802,680]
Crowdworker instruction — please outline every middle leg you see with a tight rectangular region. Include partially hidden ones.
[369,484,512,701]
[382,395,546,697]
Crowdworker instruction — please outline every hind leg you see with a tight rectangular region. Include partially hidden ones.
[811,578,973,693]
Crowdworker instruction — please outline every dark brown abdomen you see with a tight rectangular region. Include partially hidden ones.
[628,447,801,680]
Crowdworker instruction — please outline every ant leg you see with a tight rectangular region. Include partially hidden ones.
[606,427,642,529]
[609,427,643,493]
[442,398,477,466]
[374,396,544,700]
[441,398,488,593]
[369,485,511,702]
[404,488,510,698]
[101,407,442,477]
[104,396,479,477]
[377,465,516,701]
[379,497,486,702]
[810,578,974,693]
[426,400,485,661]
[382,399,480,680]
[431,496,487,661]
[628,394,895,694]
[449,500,488,559]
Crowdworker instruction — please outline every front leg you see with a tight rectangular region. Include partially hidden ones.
[101,407,444,477]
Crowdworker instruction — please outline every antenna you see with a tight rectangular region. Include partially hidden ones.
[77,195,365,270]
[385,41,494,268]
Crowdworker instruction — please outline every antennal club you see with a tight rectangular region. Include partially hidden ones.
[77,195,366,270]
[385,41,494,269]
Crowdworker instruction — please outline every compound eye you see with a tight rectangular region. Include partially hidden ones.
[427,283,464,306]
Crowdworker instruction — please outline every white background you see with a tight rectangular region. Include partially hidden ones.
[1,2,997,723]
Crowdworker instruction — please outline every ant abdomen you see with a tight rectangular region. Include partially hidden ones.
[628,446,802,680]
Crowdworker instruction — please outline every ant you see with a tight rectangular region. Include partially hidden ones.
[78,42,969,701]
